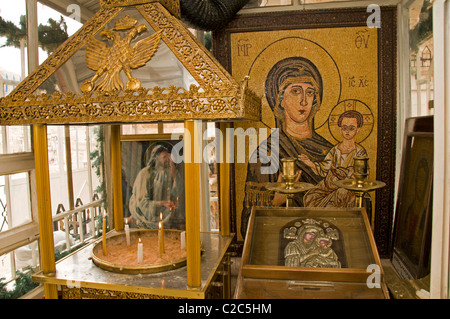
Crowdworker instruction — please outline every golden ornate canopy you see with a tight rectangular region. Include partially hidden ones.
[0,0,260,125]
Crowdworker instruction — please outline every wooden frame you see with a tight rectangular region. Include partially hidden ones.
[392,115,433,280]
[213,7,397,256]
[241,207,382,281]
[235,207,389,298]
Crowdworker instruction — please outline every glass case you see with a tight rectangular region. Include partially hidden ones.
[235,207,389,299]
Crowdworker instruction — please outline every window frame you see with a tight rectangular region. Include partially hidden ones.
[0,150,39,272]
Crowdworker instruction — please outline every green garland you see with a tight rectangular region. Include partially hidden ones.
[90,125,107,208]
[0,14,68,54]
[0,268,39,299]
[0,14,69,94]
[0,243,90,299]
[409,0,433,53]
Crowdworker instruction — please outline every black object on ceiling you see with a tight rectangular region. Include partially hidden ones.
[179,0,252,31]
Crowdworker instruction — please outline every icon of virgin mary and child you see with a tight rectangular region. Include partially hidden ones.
[284,223,341,268]
[241,56,367,238]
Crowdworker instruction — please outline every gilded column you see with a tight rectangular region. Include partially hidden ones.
[219,122,231,237]
[184,120,201,288]
[33,124,58,299]
[111,125,124,231]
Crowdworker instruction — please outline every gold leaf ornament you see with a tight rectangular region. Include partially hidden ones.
[81,15,163,93]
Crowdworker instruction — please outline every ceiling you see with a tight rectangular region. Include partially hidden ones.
[38,0,403,25]
[39,0,99,23]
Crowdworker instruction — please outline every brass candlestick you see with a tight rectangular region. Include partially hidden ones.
[265,157,314,208]
[281,158,297,190]
[334,156,386,228]
[353,156,370,184]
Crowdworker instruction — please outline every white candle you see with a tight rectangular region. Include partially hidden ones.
[158,221,165,256]
[102,212,107,256]
[137,238,143,263]
[124,219,130,246]
[180,231,186,250]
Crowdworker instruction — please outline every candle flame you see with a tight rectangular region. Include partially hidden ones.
[124,217,128,225]
[160,212,163,221]
[138,237,142,243]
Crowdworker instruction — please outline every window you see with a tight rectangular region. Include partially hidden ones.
[122,123,159,135]
[0,2,39,296]
[0,173,32,233]
[47,126,102,213]
[122,123,186,135]
[0,241,40,291]
[0,2,89,297]
[0,164,38,289]
[409,0,434,117]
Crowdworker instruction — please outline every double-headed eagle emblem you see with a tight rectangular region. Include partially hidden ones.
[81,15,162,93]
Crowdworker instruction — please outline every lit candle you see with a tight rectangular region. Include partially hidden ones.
[137,238,143,263]
[124,218,130,246]
[102,212,107,256]
[158,213,165,256]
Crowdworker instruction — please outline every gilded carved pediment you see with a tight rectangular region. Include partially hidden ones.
[0,1,260,125]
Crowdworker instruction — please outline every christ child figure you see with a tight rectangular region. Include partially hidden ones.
[298,110,367,207]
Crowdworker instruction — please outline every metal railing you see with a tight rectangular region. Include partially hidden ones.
[52,196,106,253]
[0,196,105,297]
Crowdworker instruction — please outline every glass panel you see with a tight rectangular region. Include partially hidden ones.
[246,209,375,269]
[37,3,83,63]
[0,2,31,155]
[88,126,103,200]
[0,241,40,296]
[0,125,32,155]
[34,6,199,96]
[239,278,386,299]
[409,0,434,117]
[206,122,219,231]
[122,123,159,135]
[0,172,32,233]
[5,126,31,153]
[47,125,70,214]
[0,1,27,80]
[14,241,40,272]
[121,139,186,230]
[0,175,7,232]
[163,123,184,134]
[38,3,82,36]
[0,251,14,283]
[9,172,31,228]
[48,125,104,214]
[0,69,22,96]
[70,126,92,205]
